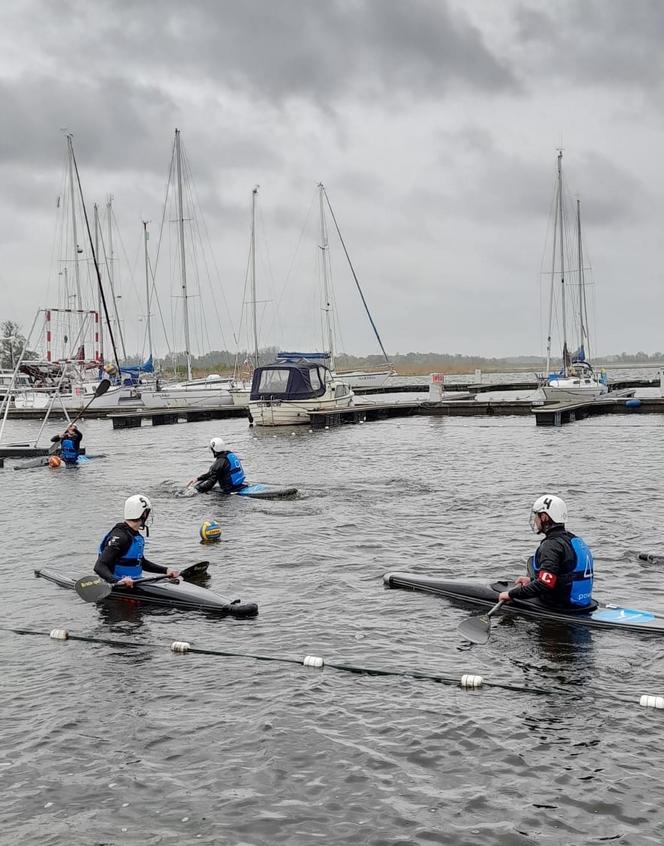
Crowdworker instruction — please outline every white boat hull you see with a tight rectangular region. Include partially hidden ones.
[13,385,142,411]
[140,377,239,409]
[542,378,608,403]
[249,390,354,426]
[338,369,396,389]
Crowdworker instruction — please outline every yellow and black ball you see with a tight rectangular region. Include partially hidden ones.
[199,520,222,543]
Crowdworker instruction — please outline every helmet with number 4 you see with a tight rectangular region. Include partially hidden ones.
[530,494,567,531]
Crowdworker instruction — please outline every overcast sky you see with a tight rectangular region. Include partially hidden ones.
[1,0,663,361]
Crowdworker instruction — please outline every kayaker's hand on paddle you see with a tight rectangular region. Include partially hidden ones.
[117,576,135,587]
[186,478,197,487]
[498,591,511,602]
[166,568,180,581]
[514,576,530,586]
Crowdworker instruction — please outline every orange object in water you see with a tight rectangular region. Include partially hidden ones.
[48,455,62,468]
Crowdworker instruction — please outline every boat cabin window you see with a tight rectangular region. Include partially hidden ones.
[258,368,290,394]
[309,369,322,391]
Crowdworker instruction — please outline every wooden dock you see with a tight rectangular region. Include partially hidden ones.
[308,398,536,428]
[108,406,249,429]
[533,393,653,426]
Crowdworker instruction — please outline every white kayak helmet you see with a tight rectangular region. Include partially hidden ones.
[124,494,152,524]
[530,494,567,530]
[210,437,226,455]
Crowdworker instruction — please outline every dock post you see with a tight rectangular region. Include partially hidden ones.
[429,373,443,402]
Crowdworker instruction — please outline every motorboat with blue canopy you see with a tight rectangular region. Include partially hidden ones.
[249,352,354,425]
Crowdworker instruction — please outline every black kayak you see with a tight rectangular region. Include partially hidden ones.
[35,567,258,617]
[383,572,664,635]
[178,482,297,500]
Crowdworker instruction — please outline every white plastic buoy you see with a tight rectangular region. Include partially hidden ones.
[303,655,324,668]
[460,674,483,689]
[324,426,329,430]
[170,641,191,653]
[308,429,313,433]
[639,694,664,709]
[49,629,69,640]
[291,432,296,436]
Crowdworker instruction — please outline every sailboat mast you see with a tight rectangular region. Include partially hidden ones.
[318,183,336,371]
[175,129,192,381]
[576,198,590,356]
[105,196,128,360]
[66,135,84,334]
[143,220,154,362]
[557,150,568,372]
[94,204,104,363]
[251,185,259,367]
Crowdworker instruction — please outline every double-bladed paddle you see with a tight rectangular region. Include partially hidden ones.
[457,600,505,644]
[74,561,210,603]
[68,378,112,427]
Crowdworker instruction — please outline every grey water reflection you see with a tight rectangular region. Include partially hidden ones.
[2,412,664,844]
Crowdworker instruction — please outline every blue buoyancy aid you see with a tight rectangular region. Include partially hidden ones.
[226,452,246,488]
[60,436,79,464]
[532,535,594,607]
[98,529,144,580]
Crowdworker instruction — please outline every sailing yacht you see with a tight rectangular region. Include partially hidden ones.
[248,184,354,426]
[140,129,237,410]
[540,151,608,403]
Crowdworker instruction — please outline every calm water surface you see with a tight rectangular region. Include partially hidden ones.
[2,412,664,844]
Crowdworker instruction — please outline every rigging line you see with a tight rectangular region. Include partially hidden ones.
[68,136,121,376]
[46,153,70,309]
[93,214,128,360]
[256,200,277,347]
[182,169,218,356]
[180,144,236,350]
[180,174,213,358]
[111,205,144,341]
[148,251,173,359]
[274,188,318,342]
[322,186,391,365]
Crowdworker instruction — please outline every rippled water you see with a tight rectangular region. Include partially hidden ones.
[2,411,664,844]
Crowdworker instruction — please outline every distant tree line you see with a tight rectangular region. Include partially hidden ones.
[4,316,664,374]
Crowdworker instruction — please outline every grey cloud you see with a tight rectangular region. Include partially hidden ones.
[514,0,664,89]
[13,0,518,105]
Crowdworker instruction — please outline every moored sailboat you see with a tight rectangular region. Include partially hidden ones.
[249,184,354,426]
[540,151,608,402]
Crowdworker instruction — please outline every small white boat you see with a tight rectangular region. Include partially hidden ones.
[141,374,236,409]
[13,381,142,411]
[541,361,608,402]
[336,367,397,389]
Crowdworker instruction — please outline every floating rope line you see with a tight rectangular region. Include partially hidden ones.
[2,626,661,708]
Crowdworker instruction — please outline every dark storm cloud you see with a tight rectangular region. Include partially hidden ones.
[514,0,664,89]
[16,0,517,103]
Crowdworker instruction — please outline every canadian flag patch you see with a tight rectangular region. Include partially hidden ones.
[538,570,557,587]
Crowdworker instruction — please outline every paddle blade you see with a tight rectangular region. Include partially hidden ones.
[181,561,209,580]
[75,575,112,603]
[95,378,112,397]
[457,613,492,644]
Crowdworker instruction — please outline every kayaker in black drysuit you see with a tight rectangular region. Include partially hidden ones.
[50,423,83,465]
[94,494,180,587]
[498,495,595,611]
[188,437,247,494]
